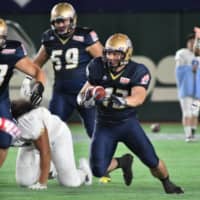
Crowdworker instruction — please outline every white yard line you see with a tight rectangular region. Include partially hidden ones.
[72,133,200,142]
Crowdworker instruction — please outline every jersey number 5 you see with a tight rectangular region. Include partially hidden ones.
[51,48,79,70]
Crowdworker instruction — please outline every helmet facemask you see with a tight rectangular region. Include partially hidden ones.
[51,17,75,38]
[0,35,7,48]
[0,19,7,48]
[103,49,127,72]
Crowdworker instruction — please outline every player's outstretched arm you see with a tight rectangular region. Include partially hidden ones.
[29,128,51,190]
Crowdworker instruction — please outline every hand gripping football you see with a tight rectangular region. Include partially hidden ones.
[91,86,106,100]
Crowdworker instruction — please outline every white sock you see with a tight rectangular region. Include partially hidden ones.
[184,126,192,138]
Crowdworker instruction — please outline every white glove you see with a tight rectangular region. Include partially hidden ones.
[77,87,95,108]
[20,77,32,98]
[191,100,200,116]
[28,182,47,190]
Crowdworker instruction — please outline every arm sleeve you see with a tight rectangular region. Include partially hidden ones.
[14,43,27,64]
[86,58,101,85]
[130,64,151,90]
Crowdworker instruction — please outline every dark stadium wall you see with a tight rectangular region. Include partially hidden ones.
[2,12,200,121]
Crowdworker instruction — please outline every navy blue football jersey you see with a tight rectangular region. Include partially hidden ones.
[41,27,99,94]
[87,57,151,122]
[0,40,26,99]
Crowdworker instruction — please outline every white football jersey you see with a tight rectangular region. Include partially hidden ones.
[175,48,194,67]
[17,107,70,144]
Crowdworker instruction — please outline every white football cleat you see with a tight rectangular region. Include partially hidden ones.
[79,158,93,185]
[185,136,196,142]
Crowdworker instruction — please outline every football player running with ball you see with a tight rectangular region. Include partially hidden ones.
[77,33,184,194]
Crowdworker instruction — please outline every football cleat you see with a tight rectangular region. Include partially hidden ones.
[79,158,93,185]
[185,136,197,142]
[162,178,184,194]
[99,174,111,184]
[119,154,134,186]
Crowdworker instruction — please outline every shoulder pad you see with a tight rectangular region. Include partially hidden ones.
[41,29,54,42]
[175,48,189,56]
[75,26,94,34]
[5,40,22,48]
[175,48,191,60]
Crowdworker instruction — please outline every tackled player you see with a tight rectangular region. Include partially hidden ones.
[10,99,92,190]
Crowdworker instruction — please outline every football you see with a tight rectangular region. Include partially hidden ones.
[150,123,160,133]
[91,86,106,100]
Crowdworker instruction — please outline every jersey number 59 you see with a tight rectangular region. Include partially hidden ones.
[51,48,79,70]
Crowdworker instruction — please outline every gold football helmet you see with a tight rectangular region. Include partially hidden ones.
[0,18,7,48]
[50,2,77,37]
[104,33,133,68]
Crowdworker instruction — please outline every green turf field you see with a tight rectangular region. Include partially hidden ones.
[0,123,200,200]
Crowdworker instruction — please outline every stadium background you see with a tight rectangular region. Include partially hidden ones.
[2,0,200,121]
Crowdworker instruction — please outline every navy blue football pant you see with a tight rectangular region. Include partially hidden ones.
[49,91,95,138]
[0,96,14,148]
[90,117,159,177]
[0,96,12,119]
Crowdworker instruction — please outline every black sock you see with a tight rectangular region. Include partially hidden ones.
[192,128,196,135]
[160,176,170,183]
[115,157,123,168]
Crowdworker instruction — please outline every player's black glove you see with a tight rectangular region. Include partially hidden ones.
[30,81,44,106]
[110,95,127,107]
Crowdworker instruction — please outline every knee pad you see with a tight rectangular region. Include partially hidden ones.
[91,163,107,177]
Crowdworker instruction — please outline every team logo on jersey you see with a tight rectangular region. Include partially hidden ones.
[120,77,130,84]
[90,31,98,42]
[102,75,107,80]
[140,74,150,85]
[1,49,16,54]
[0,118,21,138]
[50,36,55,40]
[73,35,84,42]
[192,59,199,67]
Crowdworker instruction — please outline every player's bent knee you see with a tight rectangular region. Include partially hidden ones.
[142,156,159,169]
[91,165,106,177]
[16,174,35,187]
[57,171,82,187]
[15,164,39,186]
[59,179,82,187]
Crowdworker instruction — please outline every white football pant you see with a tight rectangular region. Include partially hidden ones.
[16,126,86,187]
